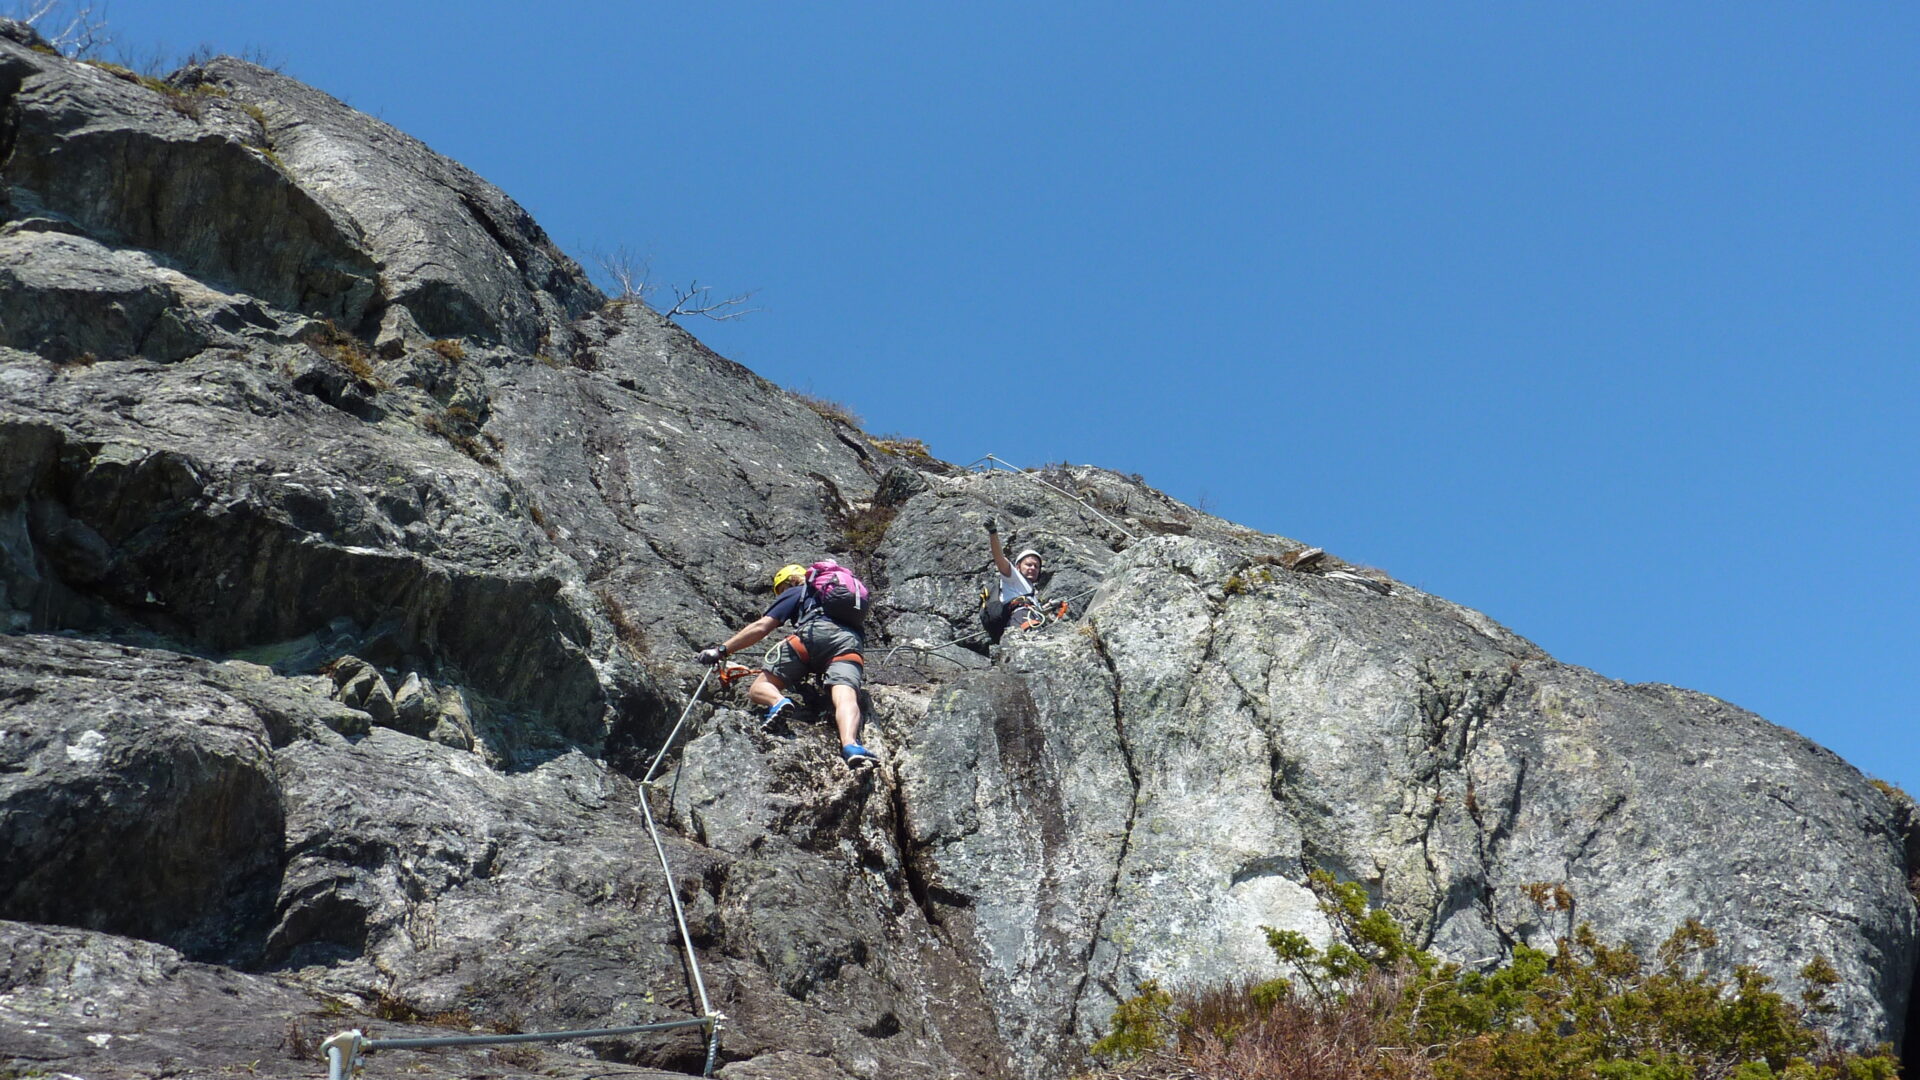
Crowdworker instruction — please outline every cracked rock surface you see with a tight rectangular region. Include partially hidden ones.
[896,536,1914,1072]
[0,24,1913,1080]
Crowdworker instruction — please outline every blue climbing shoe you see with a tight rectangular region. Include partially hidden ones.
[841,743,879,770]
[760,696,794,728]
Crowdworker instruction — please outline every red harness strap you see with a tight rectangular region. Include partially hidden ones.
[786,636,861,669]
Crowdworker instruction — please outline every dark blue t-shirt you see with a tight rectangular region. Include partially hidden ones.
[763,587,812,625]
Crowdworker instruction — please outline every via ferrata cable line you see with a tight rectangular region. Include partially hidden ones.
[321,668,727,1079]
[965,454,1138,541]
[639,665,723,1075]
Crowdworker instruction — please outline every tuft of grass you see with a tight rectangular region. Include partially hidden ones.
[791,389,863,429]
[369,990,421,1023]
[428,338,466,362]
[304,321,383,390]
[595,586,649,659]
[1222,566,1277,597]
[367,991,475,1030]
[420,409,497,468]
[870,435,934,464]
[281,1019,315,1061]
[1867,778,1911,805]
[82,60,225,117]
[81,59,140,82]
[1519,880,1575,912]
[486,1046,543,1069]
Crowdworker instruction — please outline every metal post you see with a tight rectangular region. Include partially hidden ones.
[321,1030,365,1080]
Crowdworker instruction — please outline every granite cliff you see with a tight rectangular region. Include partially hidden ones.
[2,26,1915,1080]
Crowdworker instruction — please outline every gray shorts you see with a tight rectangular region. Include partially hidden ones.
[766,618,864,691]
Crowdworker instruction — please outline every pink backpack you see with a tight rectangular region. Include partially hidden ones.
[806,560,869,628]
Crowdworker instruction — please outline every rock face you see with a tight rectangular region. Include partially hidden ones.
[1,26,1914,1080]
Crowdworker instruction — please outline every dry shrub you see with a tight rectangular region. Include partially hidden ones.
[1085,973,1432,1080]
[841,503,898,554]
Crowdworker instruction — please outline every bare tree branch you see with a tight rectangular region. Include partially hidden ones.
[590,247,759,323]
[665,281,759,322]
[16,0,112,56]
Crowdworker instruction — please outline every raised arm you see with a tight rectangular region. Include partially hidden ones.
[988,519,1012,577]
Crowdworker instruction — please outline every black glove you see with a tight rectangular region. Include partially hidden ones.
[696,646,727,666]
[985,518,998,535]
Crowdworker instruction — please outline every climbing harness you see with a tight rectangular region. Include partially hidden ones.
[779,633,864,671]
[1012,597,1072,633]
[321,668,727,1079]
[879,582,1101,668]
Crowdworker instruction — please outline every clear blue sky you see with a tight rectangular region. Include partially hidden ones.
[90,3,1917,794]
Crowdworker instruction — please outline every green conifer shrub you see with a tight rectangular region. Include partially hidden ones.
[1085,871,1899,1080]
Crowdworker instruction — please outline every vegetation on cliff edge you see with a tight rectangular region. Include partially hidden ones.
[1086,871,1899,1080]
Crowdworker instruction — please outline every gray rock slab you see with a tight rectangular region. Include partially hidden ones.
[0,228,213,362]
[0,635,290,962]
[1,40,379,326]
[0,919,693,1080]
[187,56,601,353]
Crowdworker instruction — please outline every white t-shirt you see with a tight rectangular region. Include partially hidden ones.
[997,567,1035,605]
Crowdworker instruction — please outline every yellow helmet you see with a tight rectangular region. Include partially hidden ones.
[773,564,807,592]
